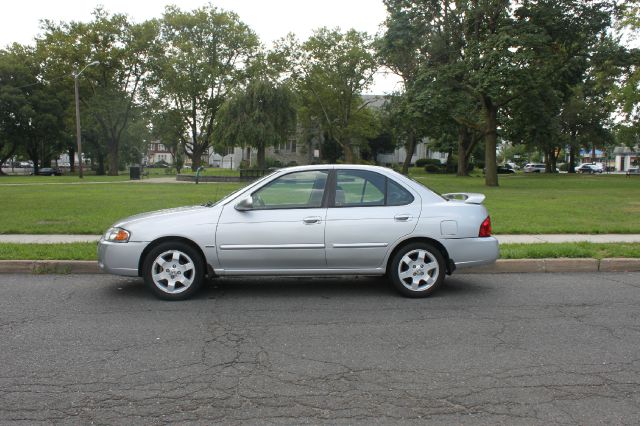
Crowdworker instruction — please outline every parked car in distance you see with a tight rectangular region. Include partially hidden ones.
[576,164,603,174]
[98,165,499,300]
[35,167,62,176]
[523,163,546,173]
[497,165,516,174]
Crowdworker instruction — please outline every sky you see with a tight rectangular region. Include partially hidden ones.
[0,0,403,94]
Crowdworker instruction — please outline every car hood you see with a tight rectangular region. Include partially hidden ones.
[113,205,210,228]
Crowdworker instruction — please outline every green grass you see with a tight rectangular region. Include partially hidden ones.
[1,170,639,234]
[408,170,640,234]
[0,181,242,234]
[0,242,97,260]
[500,243,640,259]
[1,242,638,261]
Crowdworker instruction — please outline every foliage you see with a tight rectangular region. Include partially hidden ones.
[149,4,259,170]
[0,45,67,173]
[282,28,379,163]
[214,79,297,168]
[416,158,441,167]
[38,8,156,175]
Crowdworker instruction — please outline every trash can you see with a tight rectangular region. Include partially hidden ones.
[129,165,141,180]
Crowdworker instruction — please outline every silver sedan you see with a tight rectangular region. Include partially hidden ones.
[98,165,499,299]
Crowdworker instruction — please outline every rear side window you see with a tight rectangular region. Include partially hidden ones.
[335,170,385,207]
[387,179,414,206]
[333,170,414,207]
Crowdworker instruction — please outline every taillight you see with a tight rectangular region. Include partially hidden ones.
[479,216,492,237]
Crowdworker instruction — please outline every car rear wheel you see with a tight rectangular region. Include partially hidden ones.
[389,243,445,298]
[143,241,204,300]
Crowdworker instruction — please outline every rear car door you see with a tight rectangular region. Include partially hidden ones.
[324,169,421,269]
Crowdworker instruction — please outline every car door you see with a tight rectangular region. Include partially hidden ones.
[216,170,329,272]
[324,169,421,269]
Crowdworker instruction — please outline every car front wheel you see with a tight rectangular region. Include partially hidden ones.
[142,241,204,300]
[389,243,445,298]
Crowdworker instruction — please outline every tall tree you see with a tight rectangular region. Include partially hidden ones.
[38,9,155,175]
[214,79,296,169]
[149,4,259,170]
[0,44,66,174]
[283,28,378,163]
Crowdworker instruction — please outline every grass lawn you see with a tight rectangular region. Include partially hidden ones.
[1,169,639,234]
[1,242,638,261]
[409,170,640,234]
[0,180,242,234]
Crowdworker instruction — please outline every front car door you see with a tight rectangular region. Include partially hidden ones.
[216,169,329,273]
[325,169,421,269]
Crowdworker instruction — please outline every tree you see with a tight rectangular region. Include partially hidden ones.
[284,28,378,163]
[0,44,66,174]
[150,107,186,173]
[214,79,296,169]
[0,46,30,173]
[505,0,617,173]
[614,0,640,143]
[149,4,259,170]
[38,8,156,175]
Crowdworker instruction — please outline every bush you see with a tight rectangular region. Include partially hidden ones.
[416,158,442,167]
[424,164,443,174]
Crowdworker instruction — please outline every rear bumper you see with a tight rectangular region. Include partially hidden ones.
[97,239,147,277]
[441,237,500,270]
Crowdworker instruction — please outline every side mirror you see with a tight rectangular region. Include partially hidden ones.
[234,197,253,211]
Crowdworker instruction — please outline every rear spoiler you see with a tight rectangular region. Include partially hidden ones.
[442,193,486,204]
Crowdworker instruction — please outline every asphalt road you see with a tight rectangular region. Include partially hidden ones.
[1,273,639,424]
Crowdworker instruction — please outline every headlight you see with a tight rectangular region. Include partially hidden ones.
[104,227,131,243]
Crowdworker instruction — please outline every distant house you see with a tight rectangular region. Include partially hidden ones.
[613,146,639,172]
[147,141,172,165]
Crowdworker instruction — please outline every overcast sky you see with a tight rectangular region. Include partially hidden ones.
[0,0,403,94]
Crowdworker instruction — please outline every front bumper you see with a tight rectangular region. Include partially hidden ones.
[97,239,148,277]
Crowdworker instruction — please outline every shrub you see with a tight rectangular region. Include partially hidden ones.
[416,158,442,167]
[424,164,443,173]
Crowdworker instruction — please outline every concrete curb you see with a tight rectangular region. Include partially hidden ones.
[1,258,640,275]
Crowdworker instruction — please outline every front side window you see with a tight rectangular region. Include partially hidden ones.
[252,170,328,209]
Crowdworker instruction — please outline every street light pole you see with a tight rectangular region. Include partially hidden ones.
[73,61,99,178]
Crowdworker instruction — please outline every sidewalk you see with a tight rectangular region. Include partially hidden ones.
[1,234,640,244]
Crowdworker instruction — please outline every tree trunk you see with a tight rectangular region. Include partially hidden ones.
[568,138,576,173]
[257,142,266,169]
[108,137,119,176]
[342,143,355,164]
[456,127,477,177]
[190,145,203,171]
[401,132,417,175]
[483,99,499,187]
[68,146,76,173]
[97,152,105,176]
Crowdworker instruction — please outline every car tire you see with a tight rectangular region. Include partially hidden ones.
[389,242,445,298]
[142,241,205,300]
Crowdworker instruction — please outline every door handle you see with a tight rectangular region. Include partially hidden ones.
[303,216,322,224]
[394,214,411,222]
